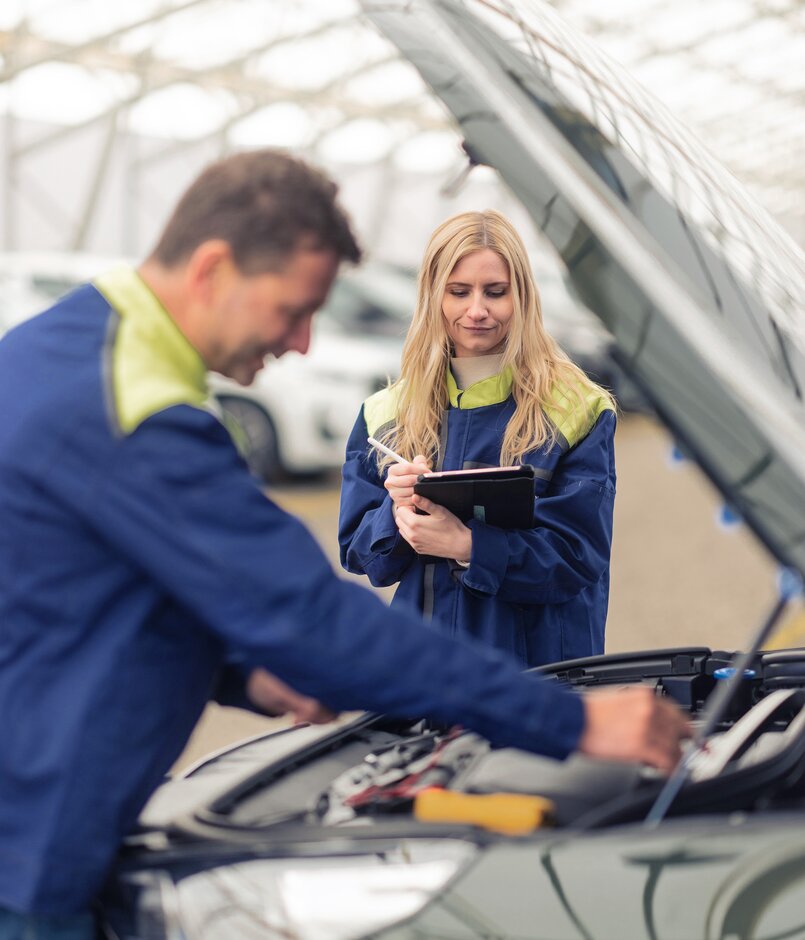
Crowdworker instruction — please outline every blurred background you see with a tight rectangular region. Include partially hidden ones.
[1,0,803,766]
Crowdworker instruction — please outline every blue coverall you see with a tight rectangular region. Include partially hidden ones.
[339,368,616,666]
[0,269,586,916]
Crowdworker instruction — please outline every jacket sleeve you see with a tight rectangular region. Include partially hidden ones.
[337,407,416,587]
[64,404,585,760]
[212,664,255,711]
[459,410,616,605]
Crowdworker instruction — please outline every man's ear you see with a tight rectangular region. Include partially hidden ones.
[184,240,234,304]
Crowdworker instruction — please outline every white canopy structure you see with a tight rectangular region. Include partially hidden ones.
[0,0,802,261]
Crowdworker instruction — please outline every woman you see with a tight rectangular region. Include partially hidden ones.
[338,210,616,667]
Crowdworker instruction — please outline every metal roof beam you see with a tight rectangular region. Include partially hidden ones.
[0,11,360,85]
[0,0,215,83]
[12,25,435,158]
[134,88,444,170]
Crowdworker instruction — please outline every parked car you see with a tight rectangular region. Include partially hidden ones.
[98,0,805,937]
[535,254,646,412]
[0,251,121,332]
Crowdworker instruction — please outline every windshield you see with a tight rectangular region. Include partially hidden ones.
[364,0,805,577]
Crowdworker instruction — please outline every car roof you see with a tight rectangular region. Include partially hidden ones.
[0,250,128,281]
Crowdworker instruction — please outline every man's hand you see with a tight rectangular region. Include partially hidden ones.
[246,669,337,725]
[578,686,692,773]
[395,495,473,561]
[385,455,431,512]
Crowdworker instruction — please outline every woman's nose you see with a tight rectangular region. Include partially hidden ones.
[467,292,488,319]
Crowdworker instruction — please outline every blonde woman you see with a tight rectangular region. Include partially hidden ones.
[339,210,616,667]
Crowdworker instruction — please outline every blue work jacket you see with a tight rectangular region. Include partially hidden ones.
[0,270,587,916]
[340,369,616,667]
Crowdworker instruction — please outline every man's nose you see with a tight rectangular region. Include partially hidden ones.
[286,317,312,355]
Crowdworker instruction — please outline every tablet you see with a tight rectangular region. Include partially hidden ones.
[414,464,536,528]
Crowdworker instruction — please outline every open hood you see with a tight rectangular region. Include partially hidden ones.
[362,0,805,577]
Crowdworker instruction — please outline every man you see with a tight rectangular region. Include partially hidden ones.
[0,150,688,937]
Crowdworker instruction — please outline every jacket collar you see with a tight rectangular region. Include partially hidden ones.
[94,266,209,434]
[447,365,513,409]
[95,266,208,399]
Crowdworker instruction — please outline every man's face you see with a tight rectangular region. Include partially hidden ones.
[204,246,340,386]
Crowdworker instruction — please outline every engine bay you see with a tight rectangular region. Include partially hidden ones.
[159,646,805,841]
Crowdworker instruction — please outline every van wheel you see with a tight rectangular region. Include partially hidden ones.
[216,396,283,484]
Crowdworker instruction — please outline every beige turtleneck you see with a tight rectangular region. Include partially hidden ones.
[449,353,505,391]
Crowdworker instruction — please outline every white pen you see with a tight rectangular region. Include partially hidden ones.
[367,436,408,465]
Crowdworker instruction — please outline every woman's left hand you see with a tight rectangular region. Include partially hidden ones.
[395,495,472,562]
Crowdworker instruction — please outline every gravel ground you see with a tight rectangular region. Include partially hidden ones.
[175,413,804,770]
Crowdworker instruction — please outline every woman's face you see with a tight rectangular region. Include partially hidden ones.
[441,249,515,358]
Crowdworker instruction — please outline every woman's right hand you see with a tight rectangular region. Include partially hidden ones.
[385,454,431,514]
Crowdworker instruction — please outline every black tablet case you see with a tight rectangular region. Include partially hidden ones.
[413,465,536,528]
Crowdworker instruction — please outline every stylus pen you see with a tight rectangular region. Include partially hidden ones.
[367,436,408,465]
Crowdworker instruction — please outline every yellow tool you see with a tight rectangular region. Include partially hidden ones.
[414,788,555,835]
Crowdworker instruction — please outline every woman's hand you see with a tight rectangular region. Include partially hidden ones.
[384,454,431,512]
[395,494,473,561]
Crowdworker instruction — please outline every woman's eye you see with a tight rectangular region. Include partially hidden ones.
[448,289,468,297]
[486,290,506,298]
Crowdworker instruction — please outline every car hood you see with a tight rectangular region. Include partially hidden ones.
[362,0,805,577]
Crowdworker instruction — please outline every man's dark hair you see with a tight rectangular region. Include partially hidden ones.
[150,150,362,271]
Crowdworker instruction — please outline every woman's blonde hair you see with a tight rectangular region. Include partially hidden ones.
[378,209,614,470]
